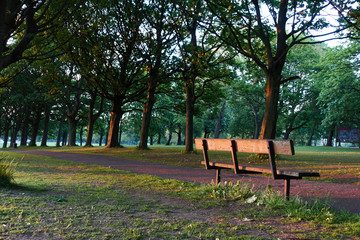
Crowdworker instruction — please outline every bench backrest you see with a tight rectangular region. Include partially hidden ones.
[194,138,294,155]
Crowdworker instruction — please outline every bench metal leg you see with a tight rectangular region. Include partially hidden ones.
[284,179,290,200]
[216,169,221,185]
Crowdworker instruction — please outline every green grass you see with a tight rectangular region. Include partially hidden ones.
[12,144,360,185]
[0,151,359,239]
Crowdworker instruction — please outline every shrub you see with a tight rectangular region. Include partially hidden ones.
[0,154,19,187]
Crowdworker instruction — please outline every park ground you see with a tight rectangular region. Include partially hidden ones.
[0,145,359,239]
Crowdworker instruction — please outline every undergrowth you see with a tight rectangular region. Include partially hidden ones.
[0,153,19,187]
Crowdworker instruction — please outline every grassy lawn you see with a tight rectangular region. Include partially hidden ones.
[40,144,360,185]
[0,148,360,239]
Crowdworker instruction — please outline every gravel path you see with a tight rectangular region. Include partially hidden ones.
[8,150,360,214]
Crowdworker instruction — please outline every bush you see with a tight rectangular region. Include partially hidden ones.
[0,154,19,187]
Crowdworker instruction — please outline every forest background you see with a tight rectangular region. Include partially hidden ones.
[1,0,360,151]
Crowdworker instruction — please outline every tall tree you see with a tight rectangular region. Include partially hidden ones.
[138,0,177,149]
[63,0,147,148]
[173,0,234,152]
[206,0,347,139]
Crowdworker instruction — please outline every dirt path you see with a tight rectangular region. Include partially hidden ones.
[9,150,360,214]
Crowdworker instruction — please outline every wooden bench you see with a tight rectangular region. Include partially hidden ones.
[195,138,320,200]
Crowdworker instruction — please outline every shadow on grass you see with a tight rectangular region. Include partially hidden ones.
[1,182,49,193]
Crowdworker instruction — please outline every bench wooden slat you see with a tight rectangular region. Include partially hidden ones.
[195,138,294,155]
[201,161,320,178]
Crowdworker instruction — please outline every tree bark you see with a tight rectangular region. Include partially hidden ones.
[138,79,157,149]
[185,82,195,152]
[10,118,20,148]
[326,126,335,147]
[41,106,51,147]
[62,131,68,146]
[67,116,78,146]
[107,98,124,148]
[157,133,161,144]
[56,120,63,147]
[260,72,282,139]
[79,126,83,146]
[85,94,104,147]
[20,109,30,146]
[176,125,182,145]
[306,122,317,146]
[29,109,42,146]
[214,102,226,138]
[166,131,172,145]
[2,118,10,148]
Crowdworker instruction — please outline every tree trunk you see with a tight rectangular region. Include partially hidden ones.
[2,118,10,148]
[166,131,172,145]
[185,82,195,152]
[10,119,20,148]
[41,106,51,147]
[62,131,67,146]
[249,103,262,139]
[138,80,157,149]
[283,124,293,140]
[214,102,226,138]
[326,126,335,147]
[176,129,182,145]
[107,98,123,148]
[306,122,317,146]
[29,110,42,146]
[157,133,161,144]
[99,128,104,146]
[56,120,63,147]
[260,73,281,139]
[20,109,30,146]
[85,94,104,147]
[67,116,78,146]
[79,126,83,146]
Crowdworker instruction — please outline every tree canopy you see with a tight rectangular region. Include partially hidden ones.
[1,0,360,149]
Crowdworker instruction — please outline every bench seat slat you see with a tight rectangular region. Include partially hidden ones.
[195,138,294,155]
[201,161,319,178]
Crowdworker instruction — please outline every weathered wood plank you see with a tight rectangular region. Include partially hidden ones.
[195,138,294,155]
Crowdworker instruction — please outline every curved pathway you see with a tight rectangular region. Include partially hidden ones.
[7,150,360,214]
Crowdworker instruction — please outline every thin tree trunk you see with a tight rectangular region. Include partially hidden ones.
[185,82,195,152]
[306,122,317,146]
[79,126,83,146]
[166,131,172,145]
[138,81,157,149]
[157,133,161,144]
[214,102,226,138]
[20,109,30,146]
[41,106,51,146]
[99,128,104,146]
[56,120,63,147]
[176,129,182,145]
[10,119,20,148]
[2,118,10,148]
[62,131,68,146]
[29,110,42,146]
[85,94,104,147]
